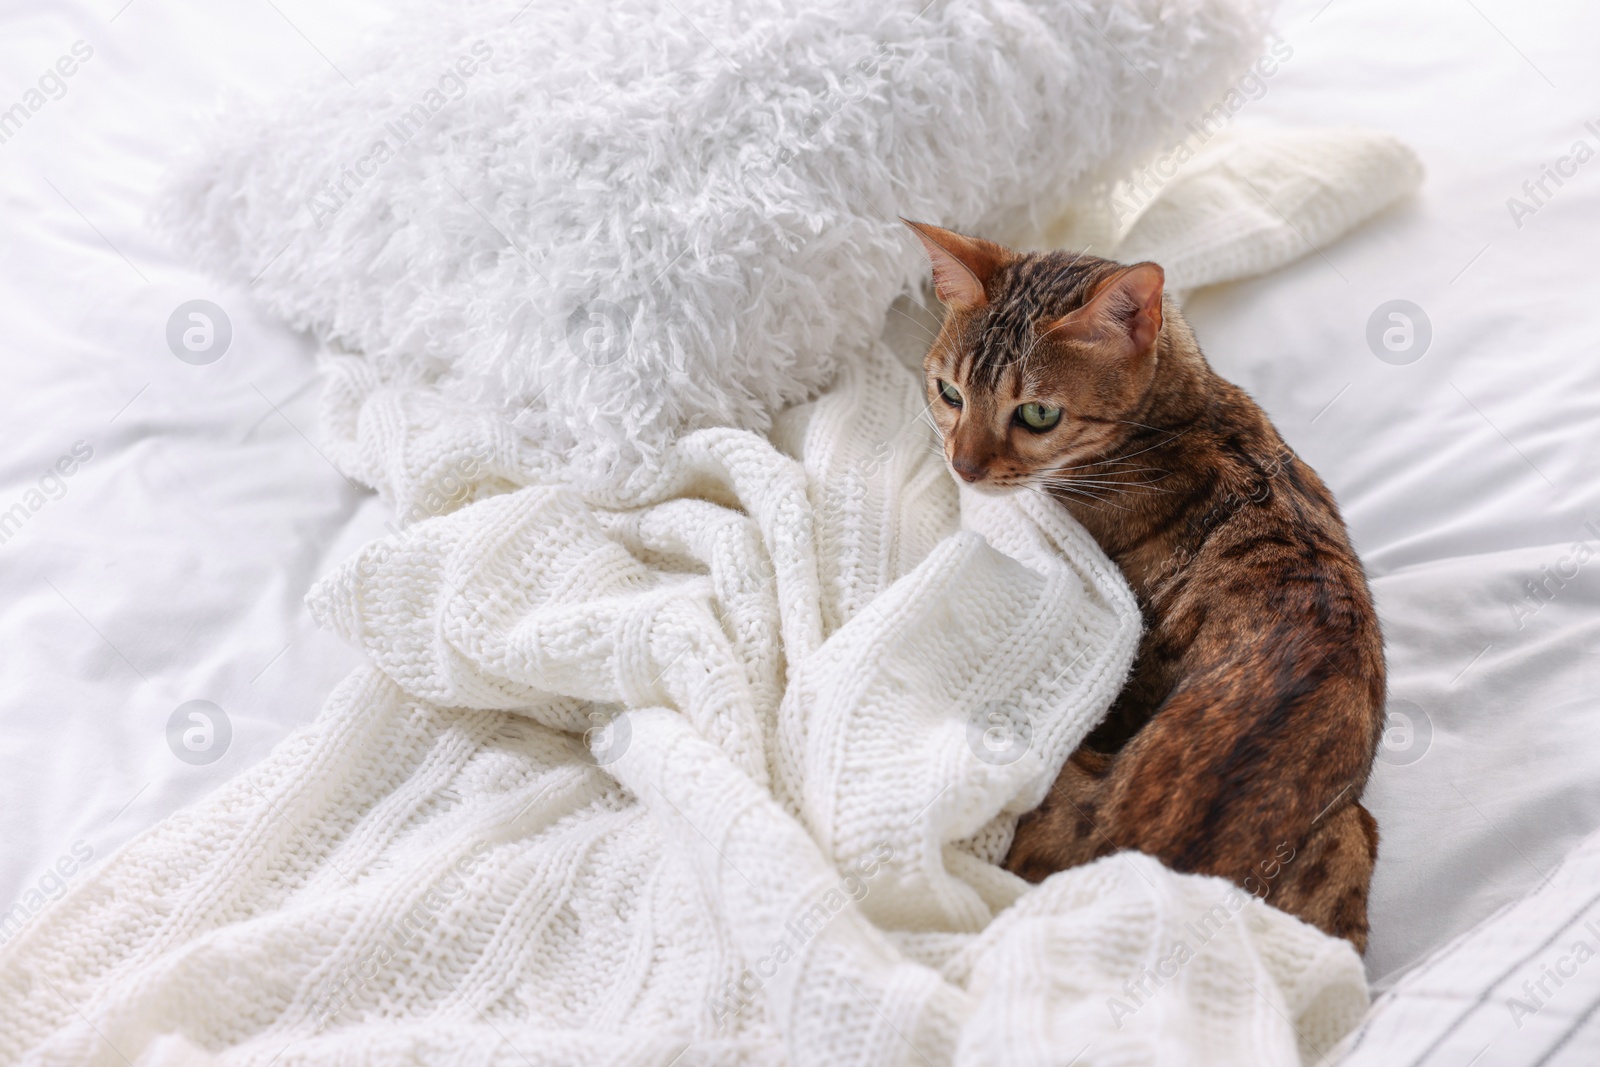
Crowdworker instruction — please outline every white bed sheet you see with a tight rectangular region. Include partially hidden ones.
[1,0,1597,1033]
[1340,822,1600,1067]
[0,0,394,945]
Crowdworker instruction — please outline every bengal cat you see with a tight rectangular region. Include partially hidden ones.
[904,220,1386,951]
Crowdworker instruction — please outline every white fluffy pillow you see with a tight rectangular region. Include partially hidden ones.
[166,0,1273,482]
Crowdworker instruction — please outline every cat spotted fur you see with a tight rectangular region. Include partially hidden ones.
[906,220,1386,951]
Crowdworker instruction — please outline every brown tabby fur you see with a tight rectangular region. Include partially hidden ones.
[905,221,1386,951]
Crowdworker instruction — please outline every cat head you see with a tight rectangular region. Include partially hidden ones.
[903,220,1167,494]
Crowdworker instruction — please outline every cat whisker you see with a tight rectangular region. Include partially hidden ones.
[1042,485,1171,500]
[1035,479,1163,499]
[1084,417,1185,435]
[1039,460,1173,480]
[1041,429,1190,478]
[1040,470,1174,488]
[1034,481,1133,513]
[1097,427,1193,466]
[1045,481,1174,499]
[1033,473,1138,497]
[1047,467,1172,481]
[889,304,942,344]
[1017,482,1113,513]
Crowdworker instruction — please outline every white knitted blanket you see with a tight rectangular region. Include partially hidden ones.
[0,130,1421,1066]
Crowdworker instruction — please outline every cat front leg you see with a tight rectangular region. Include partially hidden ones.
[1005,746,1117,883]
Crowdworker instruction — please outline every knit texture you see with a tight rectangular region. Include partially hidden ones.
[1113,127,1425,293]
[0,338,1372,1065]
[7,3,1429,1050]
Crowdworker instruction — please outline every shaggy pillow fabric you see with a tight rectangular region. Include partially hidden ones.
[166,0,1274,483]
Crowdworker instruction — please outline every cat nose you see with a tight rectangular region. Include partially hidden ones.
[952,458,986,483]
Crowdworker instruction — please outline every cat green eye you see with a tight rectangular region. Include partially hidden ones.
[937,379,963,408]
[1016,402,1062,432]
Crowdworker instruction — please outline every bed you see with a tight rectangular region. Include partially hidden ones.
[2,0,1598,1061]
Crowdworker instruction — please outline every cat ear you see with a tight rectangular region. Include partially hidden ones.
[1044,262,1165,355]
[901,219,1006,311]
